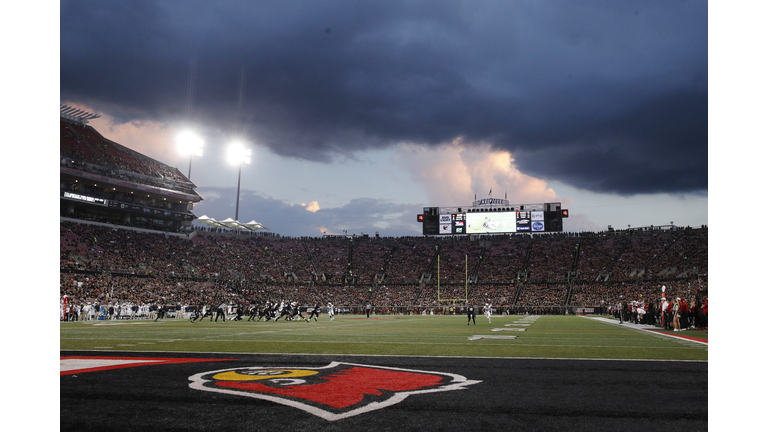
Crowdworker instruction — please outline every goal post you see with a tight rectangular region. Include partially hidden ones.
[437,254,468,304]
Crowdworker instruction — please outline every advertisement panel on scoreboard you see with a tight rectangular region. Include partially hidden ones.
[453,213,466,234]
[421,203,564,235]
[438,214,452,234]
[466,212,517,234]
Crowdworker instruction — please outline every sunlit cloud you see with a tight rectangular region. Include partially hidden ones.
[395,139,560,207]
[302,201,321,213]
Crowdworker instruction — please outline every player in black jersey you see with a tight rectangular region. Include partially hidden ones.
[266,301,279,321]
[202,302,217,322]
[467,304,476,325]
[269,301,281,322]
[305,303,321,322]
[232,305,244,321]
[277,301,293,321]
[195,304,214,322]
[256,302,269,321]
[287,302,302,321]
[189,303,202,323]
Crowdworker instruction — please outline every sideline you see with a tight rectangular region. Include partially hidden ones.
[581,315,708,346]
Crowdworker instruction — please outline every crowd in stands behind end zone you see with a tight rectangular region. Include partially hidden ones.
[60,220,707,326]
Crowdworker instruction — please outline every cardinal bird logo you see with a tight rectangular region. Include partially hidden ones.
[189,361,481,421]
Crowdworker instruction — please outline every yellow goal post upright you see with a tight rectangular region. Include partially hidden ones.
[437,254,469,309]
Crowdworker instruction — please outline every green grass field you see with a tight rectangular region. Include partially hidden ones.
[60,314,708,361]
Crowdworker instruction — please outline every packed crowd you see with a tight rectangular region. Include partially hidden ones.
[60,220,708,321]
[60,119,197,196]
[475,240,528,283]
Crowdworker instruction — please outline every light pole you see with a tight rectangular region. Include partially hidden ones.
[177,131,204,179]
[227,142,251,221]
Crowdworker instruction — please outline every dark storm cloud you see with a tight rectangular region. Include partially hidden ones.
[60,0,707,195]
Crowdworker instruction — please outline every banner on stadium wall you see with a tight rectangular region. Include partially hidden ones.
[107,201,194,221]
[62,191,107,205]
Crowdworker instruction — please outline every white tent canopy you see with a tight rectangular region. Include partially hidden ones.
[196,215,269,231]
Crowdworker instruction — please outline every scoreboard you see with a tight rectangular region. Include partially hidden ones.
[419,202,568,236]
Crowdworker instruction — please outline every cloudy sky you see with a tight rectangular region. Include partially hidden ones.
[56,0,710,237]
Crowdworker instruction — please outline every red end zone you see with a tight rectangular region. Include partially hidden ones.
[60,356,234,375]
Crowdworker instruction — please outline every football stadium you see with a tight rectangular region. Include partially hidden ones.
[52,2,718,429]
[59,110,707,429]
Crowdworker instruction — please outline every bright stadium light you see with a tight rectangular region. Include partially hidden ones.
[176,131,204,179]
[177,131,204,156]
[226,141,251,165]
[227,141,252,221]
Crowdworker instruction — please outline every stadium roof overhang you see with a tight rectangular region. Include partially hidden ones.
[60,104,100,125]
[196,215,269,231]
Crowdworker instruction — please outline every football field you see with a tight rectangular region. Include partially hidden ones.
[60,314,708,430]
[60,314,708,361]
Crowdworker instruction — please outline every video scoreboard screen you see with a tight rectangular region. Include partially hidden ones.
[419,204,568,236]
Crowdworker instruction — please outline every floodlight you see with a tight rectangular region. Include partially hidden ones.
[227,142,251,165]
[176,131,204,156]
[177,131,204,179]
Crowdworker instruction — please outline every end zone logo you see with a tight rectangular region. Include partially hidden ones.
[189,362,481,421]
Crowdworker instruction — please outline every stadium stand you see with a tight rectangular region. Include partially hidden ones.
[60,107,707,327]
[61,219,708,323]
[60,108,202,232]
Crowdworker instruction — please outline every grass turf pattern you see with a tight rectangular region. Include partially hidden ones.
[60,315,707,361]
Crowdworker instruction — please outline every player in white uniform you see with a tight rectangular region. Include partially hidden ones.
[327,302,335,321]
[61,296,68,321]
[483,303,492,323]
[275,301,287,322]
[289,302,302,321]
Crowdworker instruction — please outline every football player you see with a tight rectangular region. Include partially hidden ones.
[483,303,492,323]
[288,301,302,321]
[277,301,292,321]
[306,302,321,322]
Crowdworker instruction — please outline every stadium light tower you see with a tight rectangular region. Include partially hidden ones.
[176,131,204,179]
[227,141,251,221]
